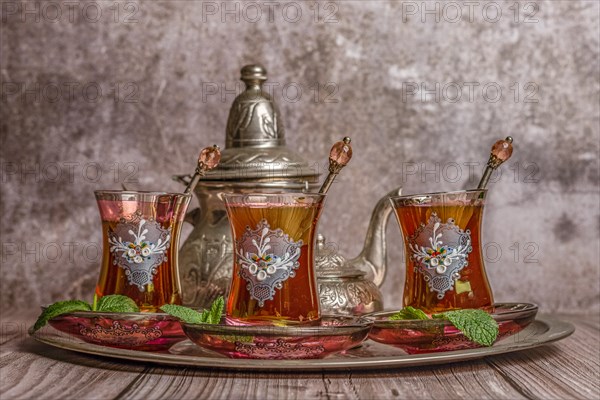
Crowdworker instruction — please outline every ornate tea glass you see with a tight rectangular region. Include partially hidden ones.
[95,191,191,312]
[390,189,493,313]
[222,193,326,325]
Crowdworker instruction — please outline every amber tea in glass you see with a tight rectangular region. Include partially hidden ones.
[222,193,326,325]
[95,191,190,312]
[390,189,493,313]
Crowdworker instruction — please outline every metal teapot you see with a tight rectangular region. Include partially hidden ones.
[174,65,320,309]
[175,64,399,314]
[316,187,402,315]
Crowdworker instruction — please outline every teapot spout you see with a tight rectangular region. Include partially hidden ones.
[348,187,402,287]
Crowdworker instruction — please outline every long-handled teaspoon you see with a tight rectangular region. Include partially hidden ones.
[477,137,514,190]
[319,137,353,194]
[184,145,222,195]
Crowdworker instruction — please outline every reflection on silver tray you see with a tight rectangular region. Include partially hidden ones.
[30,318,573,371]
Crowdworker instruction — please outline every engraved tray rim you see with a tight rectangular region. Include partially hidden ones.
[30,317,574,371]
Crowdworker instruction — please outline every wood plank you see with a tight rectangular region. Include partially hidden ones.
[108,359,525,399]
[0,309,146,400]
[484,315,600,400]
[109,366,524,400]
[1,338,146,399]
[0,309,32,346]
[113,369,331,400]
[343,361,526,400]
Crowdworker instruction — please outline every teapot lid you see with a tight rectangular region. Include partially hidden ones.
[199,65,320,185]
[316,234,366,279]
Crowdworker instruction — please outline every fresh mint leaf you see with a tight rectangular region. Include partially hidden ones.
[434,309,499,346]
[205,296,224,324]
[96,295,139,313]
[32,300,92,332]
[160,296,225,325]
[389,306,430,321]
[160,304,205,324]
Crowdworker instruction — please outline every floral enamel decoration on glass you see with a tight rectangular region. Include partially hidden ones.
[108,218,172,290]
[408,213,472,299]
[235,219,303,307]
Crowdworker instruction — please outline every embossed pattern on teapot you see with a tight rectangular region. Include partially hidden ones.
[316,234,383,316]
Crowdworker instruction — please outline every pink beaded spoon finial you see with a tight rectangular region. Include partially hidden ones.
[184,145,221,195]
[319,137,353,194]
[477,136,514,189]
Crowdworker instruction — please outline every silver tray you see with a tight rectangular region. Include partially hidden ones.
[31,318,573,371]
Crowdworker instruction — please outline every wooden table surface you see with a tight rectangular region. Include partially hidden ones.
[1,311,598,400]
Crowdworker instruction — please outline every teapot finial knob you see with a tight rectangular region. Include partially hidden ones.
[240,64,267,88]
[226,64,284,148]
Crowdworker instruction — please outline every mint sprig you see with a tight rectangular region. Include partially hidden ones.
[96,294,139,313]
[206,296,225,324]
[160,304,205,324]
[31,294,140,333]
[160,296,224,325]
[32,300,92,332]
[161,297,253,343]
[388,307,499,346]
[433,309,499,347]
[389,306,429,320]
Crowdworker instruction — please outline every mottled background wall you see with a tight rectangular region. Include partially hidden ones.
[1,0,598,314]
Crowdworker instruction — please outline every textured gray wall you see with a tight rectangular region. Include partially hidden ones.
[1,0,599,314]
